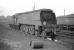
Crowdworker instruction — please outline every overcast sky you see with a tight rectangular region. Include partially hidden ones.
[0,0,74,17]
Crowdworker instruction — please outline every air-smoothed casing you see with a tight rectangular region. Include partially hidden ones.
[14,9,57,29]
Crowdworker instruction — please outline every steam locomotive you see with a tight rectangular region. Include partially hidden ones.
[12,9,57,38]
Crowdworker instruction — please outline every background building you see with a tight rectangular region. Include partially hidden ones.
[57,14,74,31]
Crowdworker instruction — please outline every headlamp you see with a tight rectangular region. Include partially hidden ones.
[43,21,46,25]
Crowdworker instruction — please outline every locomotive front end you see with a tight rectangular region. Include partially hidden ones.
[39,9,57,38]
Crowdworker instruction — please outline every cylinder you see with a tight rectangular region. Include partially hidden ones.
[30,40,44,49]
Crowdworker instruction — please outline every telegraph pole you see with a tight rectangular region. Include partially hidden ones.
[33,3,35,11]
[64,9,65,16]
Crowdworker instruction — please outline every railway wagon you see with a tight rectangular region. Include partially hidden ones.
[13,9,57,37]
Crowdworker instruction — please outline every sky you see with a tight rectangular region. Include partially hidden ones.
[0,0,74,17]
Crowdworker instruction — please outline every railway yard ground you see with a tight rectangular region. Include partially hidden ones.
[0,22,74,50]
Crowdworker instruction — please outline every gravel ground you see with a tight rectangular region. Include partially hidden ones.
[0,22,73,50]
